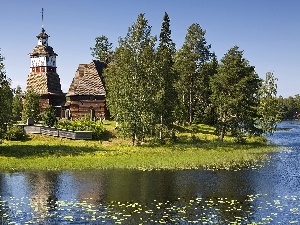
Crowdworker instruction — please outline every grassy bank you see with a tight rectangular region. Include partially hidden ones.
[0,122,277,171]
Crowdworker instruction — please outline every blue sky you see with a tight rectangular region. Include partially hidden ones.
[1,0,299,97]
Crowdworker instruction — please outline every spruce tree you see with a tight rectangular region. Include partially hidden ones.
[156,12,177,139]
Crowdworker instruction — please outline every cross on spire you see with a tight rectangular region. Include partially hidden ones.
[41,8,44,28]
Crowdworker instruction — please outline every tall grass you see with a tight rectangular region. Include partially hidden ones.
[0,122,277,171]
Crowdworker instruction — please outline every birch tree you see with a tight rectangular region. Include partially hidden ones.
[105,13,157,145]
[257,71,281,134]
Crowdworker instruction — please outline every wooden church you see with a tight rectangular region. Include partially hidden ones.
[65,60,108,119]
[26,11,108,119]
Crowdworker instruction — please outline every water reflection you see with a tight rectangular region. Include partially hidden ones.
[0,169,262,224]
[0,121,300,223]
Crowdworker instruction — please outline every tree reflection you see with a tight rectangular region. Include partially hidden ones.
[174,169,256,223]
[26,171,59,223]
[0,173,8,224]
[104,170,177,203]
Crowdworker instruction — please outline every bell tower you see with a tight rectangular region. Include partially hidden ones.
[26,9,65,112]
[29,28,58,76]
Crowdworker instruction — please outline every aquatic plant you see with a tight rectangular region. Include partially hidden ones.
[0,194,299,224]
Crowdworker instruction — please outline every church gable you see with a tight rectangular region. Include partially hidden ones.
[66,60,106,97]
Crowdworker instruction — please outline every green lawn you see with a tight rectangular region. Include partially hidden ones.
[0,122,277,171]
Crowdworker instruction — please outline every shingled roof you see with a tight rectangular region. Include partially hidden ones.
[26,72,63,94]
[66,60,106,96]
[29,45,57,56]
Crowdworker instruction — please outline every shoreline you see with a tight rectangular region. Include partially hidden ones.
[0,131,277,172]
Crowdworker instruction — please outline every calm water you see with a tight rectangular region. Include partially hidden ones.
[0,121,300,224]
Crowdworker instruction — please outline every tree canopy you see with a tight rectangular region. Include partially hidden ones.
[278,95,300,120]
[0,50,13,140]
[100,13,283,144]
[90,35,113,63]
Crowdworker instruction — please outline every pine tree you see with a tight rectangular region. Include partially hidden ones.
[210,46,262,142]
[105,13,157,145]
[174,23,213,125]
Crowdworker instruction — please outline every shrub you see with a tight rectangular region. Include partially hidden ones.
[4,125,27,141]
[56,117,105,140]
[42,106,57,127]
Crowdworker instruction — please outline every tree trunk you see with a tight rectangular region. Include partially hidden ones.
[131,133,135,146]
[159,115,163,140]
[219,111,227,142]
[142,126,145,142]
[219,129,225,142]
[189,81,193,125]
[131,122,136,146]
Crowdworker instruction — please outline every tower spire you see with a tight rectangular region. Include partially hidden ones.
[41,8,44,29]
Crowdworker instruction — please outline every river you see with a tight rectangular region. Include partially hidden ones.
[0,121,299,224]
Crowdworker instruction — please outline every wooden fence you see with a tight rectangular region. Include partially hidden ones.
[20,125,92,140]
